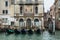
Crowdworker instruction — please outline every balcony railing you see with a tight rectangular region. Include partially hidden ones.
[24,13,34,17]
[14,12,34,16]
[14,13,24,17]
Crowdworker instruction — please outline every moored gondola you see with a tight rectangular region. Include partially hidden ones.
[6,29,14,34]
[27,29,33,34]
[14,29,20,34]
[21,29,26,34]
[35,29,41,34]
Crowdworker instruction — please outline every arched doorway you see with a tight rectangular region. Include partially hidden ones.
[34,19,39,27]
[26,19,31,27]
[19,19,24,27]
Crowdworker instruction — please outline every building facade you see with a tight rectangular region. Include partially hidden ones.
[0,0,44,29]
[0,0,15,28]
[44,12,48,28]
[54,0,60,29]
[50,5,55,19]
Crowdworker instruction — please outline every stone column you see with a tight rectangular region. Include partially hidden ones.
[32,21,34,27]
[24,21,26,27]
[31,20,34,27]
[39,20,41,29]
[41,17,44,30]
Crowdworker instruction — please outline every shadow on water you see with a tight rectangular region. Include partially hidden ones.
[48,31,55,35]
[5,33,11,36]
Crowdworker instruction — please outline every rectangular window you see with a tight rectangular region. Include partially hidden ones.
[20,6,23,14]
[11,22,14,26]
[35,6,38,14]
[2,10,8,14]
[5,1,8,7]
[3,18,8,23]
[3,10,5,14]
[6,10,8,14]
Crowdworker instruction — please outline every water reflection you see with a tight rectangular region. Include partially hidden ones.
[0,31,58,40]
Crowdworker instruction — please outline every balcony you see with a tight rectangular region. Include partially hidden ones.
[14,13,24,17]
[24,13,34,17]
[2,23,9,25]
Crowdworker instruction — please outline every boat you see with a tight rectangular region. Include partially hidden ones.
[6,29,14,34]
[35,29,41,34]
[21,29,26,34]
[14,29,20,34]
[27,29,33,34]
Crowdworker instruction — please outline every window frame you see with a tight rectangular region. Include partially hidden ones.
[2,10,8,15]
[5,1,8,7]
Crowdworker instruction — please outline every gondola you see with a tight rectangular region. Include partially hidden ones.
[14,29,20,34]
[27,29,33,34]
[6,29,14,34]
[21,29,26,34]
[35,29,41,34]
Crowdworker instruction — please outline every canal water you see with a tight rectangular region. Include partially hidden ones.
[0,30,59,40]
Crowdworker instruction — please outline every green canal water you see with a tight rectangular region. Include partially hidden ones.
[0,31,59,40]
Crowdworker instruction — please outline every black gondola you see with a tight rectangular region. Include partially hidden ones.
[27,29,33,34]
[6,29,14,34]
[21,29,26,34]
[14,29,20,34]
[0,28,6,33]
[35,29,41,34]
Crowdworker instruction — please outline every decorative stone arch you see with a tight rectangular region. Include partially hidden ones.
[19,18,25,21]
[26,17,32,21]
[19,18,24,27]
[26,18,32,27]
[34,19,39,27]
[34,18,42,28]
[34,17,40,21]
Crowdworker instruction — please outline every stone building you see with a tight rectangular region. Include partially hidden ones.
[54,0,60,29]
[44,12,48,28]
[0,0,15,28]
[50,5,55,19]
[0,0,44,29]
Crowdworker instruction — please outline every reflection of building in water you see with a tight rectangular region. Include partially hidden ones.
[0,0,44,29]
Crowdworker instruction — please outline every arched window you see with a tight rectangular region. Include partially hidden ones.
[19,19,24,27]
[27,19,31,27]
[35,6,38,14]
[20,6,23,14]
[19,19,23,22]
[34,19,39,27]
[5,1,8,7]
